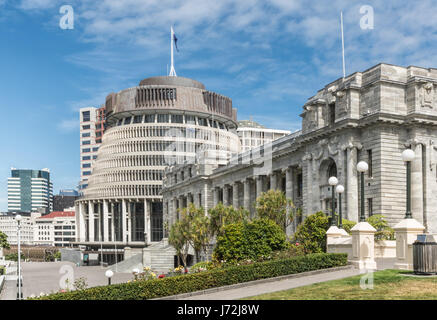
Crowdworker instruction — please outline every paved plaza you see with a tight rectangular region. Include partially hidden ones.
[0,261,133,300]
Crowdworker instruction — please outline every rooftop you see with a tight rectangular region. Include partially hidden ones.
[139,76,205,90]
[38,211,75,219]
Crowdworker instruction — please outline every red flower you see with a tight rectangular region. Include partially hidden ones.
[295,242,300,246]
[158,274,165,279]
[184,268,188,273]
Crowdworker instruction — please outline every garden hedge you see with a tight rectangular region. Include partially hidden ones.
[35,253,347,300]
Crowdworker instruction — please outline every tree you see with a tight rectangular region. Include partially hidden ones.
[0,231,10,250]
[208,203,249,238]
[168,219,190,267]
[255,190,295,232]
[213,218,289,264]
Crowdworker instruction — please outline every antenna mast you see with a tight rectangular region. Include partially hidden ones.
[341,11,346,79]
[169,26,177,77]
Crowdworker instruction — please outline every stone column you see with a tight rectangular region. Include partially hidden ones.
[256,176,263,198]
[270,172,277,190]
[350,221,377,270]
[78,202,86,242]
[122,199,128,244]
[103,200,109,242]
[411,144,424,224]
[285,167,294,234]
[110,202,115,242]
[393,219,425,270]
[346,147,359,222]
[88,201,95,242]
[304,155,313,217]
[213,187,219,206]
[127,202,132,243]
[232,182,239,208]
[243,179,251,212]
[144,199,151,244]
[223,185,229,206]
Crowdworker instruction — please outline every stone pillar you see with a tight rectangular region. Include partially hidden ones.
[122,199,128,244]
[270,172,277,190]
[78,202,86,242]
[350,222,377,270]
[346,147,359,222]
[213,187,219,206]
[223,185,229,206]
[232,182,239,208]
[88,201,95,242]
[110,202,115,242]
[243,179,251,213]
[103,200,109,242]
[285,167,295,234]
[127,202,132,243]
[144,199,151,244]
[411,144,424,224]
[393,219,425,270]
[304,155,313,217]
[256,176,263,198]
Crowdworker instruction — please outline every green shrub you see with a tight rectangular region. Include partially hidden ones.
[34,253,347,300]
[293,212,329,254]
[5,253,25,262]
[189,261,213,273]
[341,219,356,234]
[213,218,289,264]
[366,214,395,241]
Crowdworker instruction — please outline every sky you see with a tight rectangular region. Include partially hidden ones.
[1,0,437,211]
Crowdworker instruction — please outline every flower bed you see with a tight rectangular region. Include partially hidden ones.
[33,253,347,300]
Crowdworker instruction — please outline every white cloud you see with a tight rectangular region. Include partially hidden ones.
[57,118,78,132]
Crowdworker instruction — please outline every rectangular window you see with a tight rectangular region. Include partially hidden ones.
[82,125,90,130]
[198,118,208,127]
[93,155,97,159]
[82,163,91,168]
[82,132,90,137]
[82,156,91,160]
[157,114,169,123]
[186,115,195,125]
[92,147,99,152]
[96,124,102,129]
[96,139,102,144]
[83,171,91,176]
[145,114,155,123]
[96,132,102,137]
[124,117,132,125]
[368,198,373,217]
[329,103,335,125]
[367,149,373,178]
[82,140,91,145]
[82,148,90,153]
[82,111,90,122]
[133,115,143,123]
[171,114,183,123]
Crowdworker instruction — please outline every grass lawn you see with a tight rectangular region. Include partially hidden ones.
[246,269,437,300]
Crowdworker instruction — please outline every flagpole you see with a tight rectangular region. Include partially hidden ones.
[341,11,346,79]
[169,26,177,76]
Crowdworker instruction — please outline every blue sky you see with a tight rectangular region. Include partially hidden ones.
[1,0,436,210]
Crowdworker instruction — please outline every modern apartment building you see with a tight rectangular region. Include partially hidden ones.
[7,168,53,214]
[79,106,106,193]
[237,120,291,152]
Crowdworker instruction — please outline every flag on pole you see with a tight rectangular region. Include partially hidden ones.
[173,30,179,52]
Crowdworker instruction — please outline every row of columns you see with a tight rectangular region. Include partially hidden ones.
[77,199,152,244]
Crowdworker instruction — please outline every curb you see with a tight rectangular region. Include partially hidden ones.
[152,264,354,300]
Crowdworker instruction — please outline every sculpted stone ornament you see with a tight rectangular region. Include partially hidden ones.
[420,82,434,108]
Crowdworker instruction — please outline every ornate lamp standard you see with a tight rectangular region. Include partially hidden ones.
[15,214,23,300]
[401,149,415,219]
[328,177,339,226]
[105,269,114,285]
[357,161,369,222]
[336,185,345,228]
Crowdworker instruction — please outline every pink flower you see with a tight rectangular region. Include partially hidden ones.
[295,242,300,246]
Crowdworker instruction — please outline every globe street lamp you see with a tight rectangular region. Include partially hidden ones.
[15,214,23,300]
[357,161,369,222]
[402,149,415,219]
[328,177,339,226]
[105,269,114,285]
[336,185,345,228]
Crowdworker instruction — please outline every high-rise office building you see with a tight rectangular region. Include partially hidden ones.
[7,168,53,214]
[79,106,106,193]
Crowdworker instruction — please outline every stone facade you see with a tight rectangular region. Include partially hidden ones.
[163,63,437,234]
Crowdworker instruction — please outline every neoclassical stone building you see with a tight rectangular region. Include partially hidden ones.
[75,76,240,264]
[163,63,437,235]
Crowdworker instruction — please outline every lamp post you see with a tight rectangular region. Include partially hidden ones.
[336,185,345,228]
[357,161,369,222]
[328,177,339,226]
[15,214,23,300]
[402,149,415,219]
[105,269,114,285]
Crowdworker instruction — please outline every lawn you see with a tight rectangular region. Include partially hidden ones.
[246,269,437,300]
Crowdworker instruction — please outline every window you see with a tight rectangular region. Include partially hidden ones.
[82,148,90,153]
[157,114,169,123]
[96,139,102,144]
[83,171,91,176]
[82,132,90,137]
[82,125,90,130]
[117,119,123,126]
[171,114,183,123]
[82,156,91,160]
[145,114,155,123]
[133,115,143,123]
[329,103,336,125]
[82,140,91,145]
[368,198,373,216]
[367,150,373,178]
[92,147,99,152]
[198,118,208,127]
[93,155,97,159]
[82,163,91,168]
[124,117,132,125]
[96,124,102,129]
[186,115,196,125]
[96,132,102,137]
[82,111,90,122]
